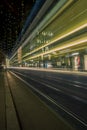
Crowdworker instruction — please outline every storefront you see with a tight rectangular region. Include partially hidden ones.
[84,55,87,71]
[48,49,87,71]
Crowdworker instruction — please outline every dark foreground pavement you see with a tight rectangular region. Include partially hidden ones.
[0,69,75,130]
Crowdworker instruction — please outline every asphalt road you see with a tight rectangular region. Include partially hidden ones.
[8,68,87,130]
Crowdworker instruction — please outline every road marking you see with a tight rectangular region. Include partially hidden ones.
[9,70,87,127]
[10,70,87,103]
[47,75,87,90]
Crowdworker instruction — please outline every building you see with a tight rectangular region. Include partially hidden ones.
[9,0,87,71]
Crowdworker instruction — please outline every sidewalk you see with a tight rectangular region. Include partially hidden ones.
[8,67,87,76]
[0,70,6,130]
[0,70,75,130]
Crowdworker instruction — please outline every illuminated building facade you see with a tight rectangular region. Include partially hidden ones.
[9,0,87,71]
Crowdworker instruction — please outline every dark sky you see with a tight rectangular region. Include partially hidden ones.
[0,0,35,55]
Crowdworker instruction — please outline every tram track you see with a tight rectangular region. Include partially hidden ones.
[14,70,87,98]
[6,70,75,130]
[8,69,87,130]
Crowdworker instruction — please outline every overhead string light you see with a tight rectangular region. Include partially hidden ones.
[21,0,24,26]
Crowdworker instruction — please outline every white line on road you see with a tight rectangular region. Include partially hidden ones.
[8,70,87,127]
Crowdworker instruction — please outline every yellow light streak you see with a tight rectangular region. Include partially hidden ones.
[24,37,87,61]
[23,23,87,58]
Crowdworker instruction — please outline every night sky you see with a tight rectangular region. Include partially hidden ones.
[0,0,35,55]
